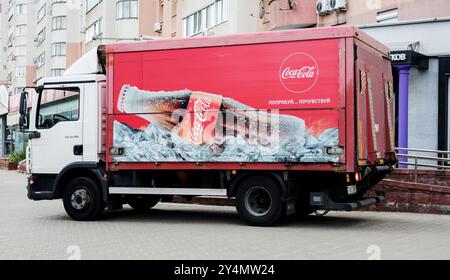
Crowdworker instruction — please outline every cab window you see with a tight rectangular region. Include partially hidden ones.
[36,88,80,129]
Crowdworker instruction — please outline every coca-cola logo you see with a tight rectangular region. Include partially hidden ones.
[189,96,212,145]
[279,52,319,93]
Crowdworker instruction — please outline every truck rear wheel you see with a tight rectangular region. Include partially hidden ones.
[128,195,160,211]
[63,177,105,221]
[235,176,283,226]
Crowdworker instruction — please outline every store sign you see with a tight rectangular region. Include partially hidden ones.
[391,53,407,62]
[391,50,429,70]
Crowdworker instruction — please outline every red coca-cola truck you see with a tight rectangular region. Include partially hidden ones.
[22,26,396,226]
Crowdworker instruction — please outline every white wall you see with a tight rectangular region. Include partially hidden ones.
[361,19,450,56]
[408,59,439,150]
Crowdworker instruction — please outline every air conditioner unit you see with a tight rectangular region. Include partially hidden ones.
[316,0,332,15]
[330,0,347,11]
[153,22,162,33]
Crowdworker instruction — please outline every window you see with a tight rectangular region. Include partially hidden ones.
[215,0,228,25]
[14,46,26,56]
[16,4,27,15]
[15,66,26,77]
[86,0,101,13]
[36,52,45,68]
[51,69,65,77]
[15,24,26,36]
[37,3,46,23]
[52,16,66,30]
[36,88,80,129]
[116,0,138,19]
[51,42,66,56]
[183,0,228,37]
[85,18,103,42]
[36,28,46,46]
[377,9,398,23]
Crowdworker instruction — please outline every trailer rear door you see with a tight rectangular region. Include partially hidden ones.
[355,41,395,166]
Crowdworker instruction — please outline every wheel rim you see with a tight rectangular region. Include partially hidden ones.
[70,188,91,210]
[244,186,272,217]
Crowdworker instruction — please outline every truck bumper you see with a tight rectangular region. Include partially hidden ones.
[27,175,56,201]
[310,192,385,211]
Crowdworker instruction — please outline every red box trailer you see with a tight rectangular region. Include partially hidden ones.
[25,26,396,226]
[106,26,396,172]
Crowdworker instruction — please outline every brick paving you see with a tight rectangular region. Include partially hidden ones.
[1,170,450,260]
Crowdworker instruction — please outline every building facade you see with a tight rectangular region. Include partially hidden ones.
[0,2,8,155]
[34,0,83,82]
[0,0,37,154]
[83,0,163,51]
[179,0,257,38]
[257,0,450,162]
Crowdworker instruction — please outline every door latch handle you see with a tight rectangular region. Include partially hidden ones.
[73,145,83,156]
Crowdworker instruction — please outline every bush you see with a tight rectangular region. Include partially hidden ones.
[8,151,26,164]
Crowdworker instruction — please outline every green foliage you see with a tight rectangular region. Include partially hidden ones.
[8,150,26,164]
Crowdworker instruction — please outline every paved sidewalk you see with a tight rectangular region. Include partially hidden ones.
[1,170,450,260]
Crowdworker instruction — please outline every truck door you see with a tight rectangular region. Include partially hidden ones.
[29,85,84,174]
[355,44,395,166]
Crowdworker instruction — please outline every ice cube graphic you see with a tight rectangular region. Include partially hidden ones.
[113,119,340,163]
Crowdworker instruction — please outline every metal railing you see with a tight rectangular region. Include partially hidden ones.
[395,147,450,183]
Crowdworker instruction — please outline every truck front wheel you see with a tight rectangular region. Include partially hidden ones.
[63,177,105,221]
[235,176,284,226]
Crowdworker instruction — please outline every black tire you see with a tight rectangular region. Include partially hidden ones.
[235,176,284,226]
[63,177,105,221]
[128,195,160,211]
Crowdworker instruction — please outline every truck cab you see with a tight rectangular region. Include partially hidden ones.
[22,47,107,201]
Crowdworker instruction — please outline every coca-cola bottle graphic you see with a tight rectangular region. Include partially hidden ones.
[117,85,306,149]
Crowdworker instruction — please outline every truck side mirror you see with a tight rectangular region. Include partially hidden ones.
[19,91,29,132]
[19,114,29,131]
[19,91,29,116]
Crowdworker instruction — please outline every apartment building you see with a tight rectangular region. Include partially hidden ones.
[1,0,36,95]
[258,0,450,30]
[257,0,450,160]
[83,0,163,51]
[34,0,83,82]
[0,1,7,84]
[0,3,6,155]
[175,0,258,38]
[0,0,37,154]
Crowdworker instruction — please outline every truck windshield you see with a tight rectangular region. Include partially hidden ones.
[36,88,80,129]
